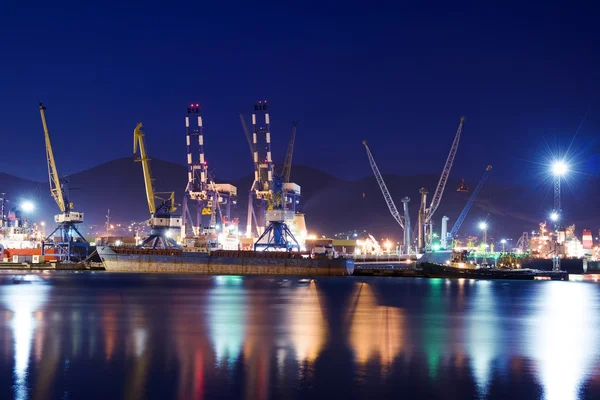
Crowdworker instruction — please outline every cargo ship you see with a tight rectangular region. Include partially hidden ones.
[96,246,354,276]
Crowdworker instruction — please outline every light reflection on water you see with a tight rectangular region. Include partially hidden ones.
[1,274,600,399]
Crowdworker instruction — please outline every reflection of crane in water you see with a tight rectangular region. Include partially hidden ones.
[347,283,404,367]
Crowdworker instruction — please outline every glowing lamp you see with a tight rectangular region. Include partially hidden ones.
[479,222,487,230]
[21,201,35,212]
[550,212,559,222]
[551,160,568,176]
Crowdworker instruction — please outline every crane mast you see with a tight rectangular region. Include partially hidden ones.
[446,165,492,247]
[362,141,404,229]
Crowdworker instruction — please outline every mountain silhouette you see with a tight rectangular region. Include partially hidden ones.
[1,158,599,243]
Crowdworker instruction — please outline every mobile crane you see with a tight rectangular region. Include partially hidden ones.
[133,123,182,248]
[39,103,88,262]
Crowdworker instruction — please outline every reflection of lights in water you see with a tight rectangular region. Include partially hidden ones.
[529,283,598,400]
[288,281,326,364]
[134,328,147,357]
[103,310,117,361]
[348,283,403,368]
[467,281,498,398]
[424,279,444,378]
[209,277,245,367]
[1,281,50,400]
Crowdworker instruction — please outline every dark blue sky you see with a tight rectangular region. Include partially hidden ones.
[1,1,598,186]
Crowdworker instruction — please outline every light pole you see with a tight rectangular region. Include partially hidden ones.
[551,160,568,216]
[479,222,488,265]
[501,239,506,253]
[550,212,560,271]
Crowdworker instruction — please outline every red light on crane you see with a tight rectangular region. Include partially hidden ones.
[195,104,199,107]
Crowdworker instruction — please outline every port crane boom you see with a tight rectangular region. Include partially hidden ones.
[281,122,296,184]
[362,141,404,229]
[418,116,465,251]
[133,123,159,215]
[38,103,88,261]
[40,106,67,213]
[447,165,492,246]
[425,116,465,223]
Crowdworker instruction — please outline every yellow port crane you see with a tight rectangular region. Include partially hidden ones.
[38,103,88,261]
[133,123,181,248]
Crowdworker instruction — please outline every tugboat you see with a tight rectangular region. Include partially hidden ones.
[420,250,537,280]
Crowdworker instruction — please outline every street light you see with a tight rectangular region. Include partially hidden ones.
[551,160,568,176]
[501,239,507,252]
[479,222,488,264]
[20,201,35,212]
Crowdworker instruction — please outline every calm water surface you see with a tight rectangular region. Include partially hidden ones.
[1,272,600,399]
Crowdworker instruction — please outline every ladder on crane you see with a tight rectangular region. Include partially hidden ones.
[446,165,492,248]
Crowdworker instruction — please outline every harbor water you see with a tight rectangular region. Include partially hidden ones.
[1,272,600,399]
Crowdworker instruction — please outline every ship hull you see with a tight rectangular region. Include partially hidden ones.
[97,246,354,276]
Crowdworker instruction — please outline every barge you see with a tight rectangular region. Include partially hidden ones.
[96,246,354,276]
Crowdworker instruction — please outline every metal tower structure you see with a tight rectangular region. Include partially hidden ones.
[362,141,410,251]
[516,232,529,254]
[401,197,411,253]
[445,165,493,248]
[419,117,465,251]
[241,101,300,239]
[133,123,182,249]
[38,104,88,261]
[553,176,561,216]
[181,104,236,240]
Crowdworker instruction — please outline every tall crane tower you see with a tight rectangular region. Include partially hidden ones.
[133,123,182,248]
[418,116,465,251]
[362,141,411,252]
[240,101,301,240]
[38,104,88,261]
[181,104,236,240]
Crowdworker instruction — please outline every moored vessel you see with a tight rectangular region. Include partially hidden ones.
[97,246,354,276]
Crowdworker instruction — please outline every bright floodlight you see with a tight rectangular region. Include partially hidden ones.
[501,239,507,244]
[551,160,568,176]
[550,212,559,222]
[21,201,35,212]
[479,222,487,230]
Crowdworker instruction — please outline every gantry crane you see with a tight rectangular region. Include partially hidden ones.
[133,123,182,248]
[181,104,236,240]
[240,101,301,242]
[362,141,411,252]
[444,165,492,248]
[38,103,88,261]
[418,116,465,251]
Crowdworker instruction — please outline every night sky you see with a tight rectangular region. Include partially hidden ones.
[1,1,599,187]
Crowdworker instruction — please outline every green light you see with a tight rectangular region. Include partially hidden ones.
[432,244,441,251]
